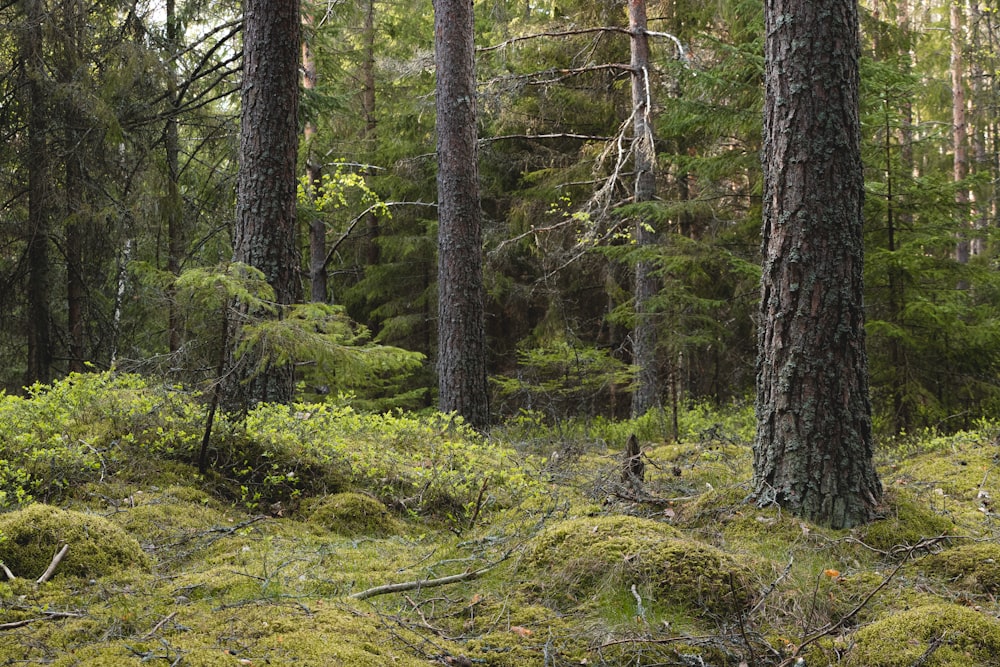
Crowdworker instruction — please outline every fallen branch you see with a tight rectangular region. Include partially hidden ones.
[350,555,509,601]
[36,544,69,584]
[141,611,178,640]
[0,610,83,630]
[350,567,490,601]
[0,562,14,581]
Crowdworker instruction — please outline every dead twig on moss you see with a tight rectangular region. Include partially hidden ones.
[36,544,70,584]
[350,552,512,601]
[0,561,15,581]
[140,612,178,640]
[0,610,84,630]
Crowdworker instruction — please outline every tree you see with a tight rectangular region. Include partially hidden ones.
[751,0,882,528]
[225,0,302,409]
[433,0,489,428]
[627,0,660,419]
[21,0,56,385]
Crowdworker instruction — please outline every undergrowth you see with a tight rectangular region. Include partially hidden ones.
[0,371,998,666]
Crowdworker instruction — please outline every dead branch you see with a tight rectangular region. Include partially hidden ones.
[0,610,83,630]
[0,561,15,581]
[479,26,632,52]
[350,567,491,601]
[141,611,179,640]
[36,544,69,584]
[350,553,510,601]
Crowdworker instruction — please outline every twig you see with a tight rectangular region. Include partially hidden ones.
[36,544,69,584]
[0,561,15,581]
[732,572,757,665]
[749,555,793,615]
[350,554,509,601]
[467,478,489,532]
[0,610,83,630]
[141,612,178,640]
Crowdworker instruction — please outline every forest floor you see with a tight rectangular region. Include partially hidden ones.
[1,379,999,666]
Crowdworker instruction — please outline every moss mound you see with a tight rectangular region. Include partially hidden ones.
[522,515,756,616]
[859,489,954,553]
[0,503,150,579]
[919,542,1000,595]
[303,492,399,536]
[846,602,1000,667]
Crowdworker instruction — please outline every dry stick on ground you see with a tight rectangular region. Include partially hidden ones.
[0,611,84,630]
[0,561,15,581]
[36,544,69,584]
[140,612,179,640]
[350,553,512,601]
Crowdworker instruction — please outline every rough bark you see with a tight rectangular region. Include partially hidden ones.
[753,0,881,528]
[628,0,660,419]
[434,0,489,429]
[226,0,302,409]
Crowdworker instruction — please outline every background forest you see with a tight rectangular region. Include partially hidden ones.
[1,0,998,436]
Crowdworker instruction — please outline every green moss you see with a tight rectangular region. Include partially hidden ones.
[0,503,150,579]
[846,602,1000,666]
[301,491,400,537]
[919,543,1000,595]
[522,515,757,617]
[859,488,954,553]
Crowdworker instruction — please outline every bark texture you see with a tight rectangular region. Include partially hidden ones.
[434,0,489,428]
[753,0,882,528]
[227,0,302,409]
[628,0,660,418]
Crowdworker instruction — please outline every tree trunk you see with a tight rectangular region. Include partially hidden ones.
[226,0,302,409]
[753,0,881,528]
[24,0,53,385]
[166,0,185,352]
[434,0,489,429]
[362,0,381,334]
[302,11,327,304]
[952,0,970,264]
[628,0,660,419]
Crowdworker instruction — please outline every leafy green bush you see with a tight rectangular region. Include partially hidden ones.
[0,372,539,529]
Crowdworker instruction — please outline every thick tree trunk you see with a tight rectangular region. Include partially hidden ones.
[753,0,881,528]
[24,0,53,385]
[226,0,302,409]
[434,0,489,429]
[628,0,660,419]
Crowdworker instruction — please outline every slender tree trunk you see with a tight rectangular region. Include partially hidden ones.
[628,0,660,419]
[952,0,970,264]
[62,0,86,373]
[434,0,489,428]
[753,0,881,529]
[302,11,327,304]
[226,0,302,409]
[65,138,86,373]
[24,0,53,385]
[166,0,184,352]
[362,0,381,332]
